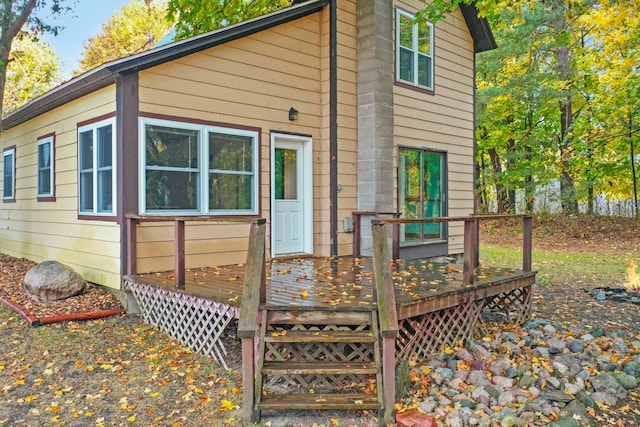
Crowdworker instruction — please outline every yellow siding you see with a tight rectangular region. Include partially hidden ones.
[0,86,121,288]
[138,14,324,264]
[335,0,359,255]
[393,0,476,254]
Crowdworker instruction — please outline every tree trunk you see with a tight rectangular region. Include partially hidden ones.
[557,36,579,215]
[488,147,508,213]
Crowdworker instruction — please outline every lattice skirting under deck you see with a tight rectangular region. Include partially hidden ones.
[396,286,533,361]
[124,278,239,370]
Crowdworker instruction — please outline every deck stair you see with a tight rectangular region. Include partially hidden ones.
[255,308,384,417]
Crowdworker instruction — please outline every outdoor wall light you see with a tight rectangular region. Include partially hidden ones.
[288,107,298,121]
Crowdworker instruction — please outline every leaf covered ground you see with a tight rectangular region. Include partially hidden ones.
[0,214,639,426]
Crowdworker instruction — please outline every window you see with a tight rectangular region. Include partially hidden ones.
[396,9,434,90]
[78,118,116,215]
[37,135,55,199]
[3,147,16,201]
[141,118,258,215]
[398,147,446,244]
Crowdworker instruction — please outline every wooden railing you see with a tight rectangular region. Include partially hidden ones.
[370,222,399,424]
[370,214,533,285]
[124,215,263,289]
[352,211,401,258]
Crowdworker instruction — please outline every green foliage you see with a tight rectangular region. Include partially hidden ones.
[76,0,173,74]
[473,0,640,213]
[166,0,292,40]
[3,34,62,113]
[0,0,72,119]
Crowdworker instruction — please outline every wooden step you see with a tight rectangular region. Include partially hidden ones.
[258,392,381,410]
[264,329,375,343]
[266,310,373,326]
[262,361,378,375]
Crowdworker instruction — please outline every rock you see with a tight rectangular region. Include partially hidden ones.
[589,328,606,337]
[500,416,518,427]
[562,400,591,426]
[540,390,574,403]
[613,372,638,390]
[456,349,475,363]
[492,376,514,388]
[489,358,511,376]
[396,408,437,427]
[435,367,453,381]
[549,417,580,427]
[517,371,534,388]
[567,340,584,353]
[497,391,515,406]
[523,318,548,329]
[469,370,491,387]
[575,390,597,409]
[532,347,550,358]
[623,360,640,377]
[590,391,618,406]
[591,373,625,395]
[543,324,557,335]
[468,341,491,361]
[22,260,86,302]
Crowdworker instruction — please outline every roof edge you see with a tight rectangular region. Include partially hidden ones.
[1,0,330,130]
[460,3,497,53]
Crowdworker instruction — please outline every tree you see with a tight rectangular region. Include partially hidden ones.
[0,0,71,118]
[76,0,173,75]
[166,0,292,41]
[3,34,62,113]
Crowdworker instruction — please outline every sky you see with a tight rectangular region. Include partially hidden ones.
[41,0,134,79]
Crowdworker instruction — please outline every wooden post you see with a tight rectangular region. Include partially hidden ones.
[523,215,533,271]
[392,223,400,260]
[353,213,361,257]
[371,221,399,424]
[175,220,185,289]
[463,219,476,285]
[238,219,266,424]
[125,217,137,276]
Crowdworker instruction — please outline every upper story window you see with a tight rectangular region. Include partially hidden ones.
[140,117,259,215]
[78,118,116,216]
[37,135,55,200]
[3,146,16,201]
[396,9,434,91]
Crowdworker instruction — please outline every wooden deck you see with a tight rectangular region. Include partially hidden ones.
[125,256,535,319]
[124,215,536,424]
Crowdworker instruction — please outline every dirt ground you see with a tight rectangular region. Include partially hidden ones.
[0,214,639,426]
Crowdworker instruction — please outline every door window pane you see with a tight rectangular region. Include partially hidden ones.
[275,148,298,200]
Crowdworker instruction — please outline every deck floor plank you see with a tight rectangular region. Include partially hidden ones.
[126,257,536,319]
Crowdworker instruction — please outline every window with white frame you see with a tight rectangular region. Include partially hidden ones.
[37,135,55,198]
[140,118,258,215]
[396,9,434,90]
[78,118,116,215]
[3,147,16,201]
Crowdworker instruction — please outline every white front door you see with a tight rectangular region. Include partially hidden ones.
[271,134,312,256]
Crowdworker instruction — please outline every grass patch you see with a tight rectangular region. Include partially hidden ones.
[480,244,634,286]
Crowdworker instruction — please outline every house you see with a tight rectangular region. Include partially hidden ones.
[0,0,495,298]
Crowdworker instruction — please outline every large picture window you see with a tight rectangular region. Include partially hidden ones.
[3,147,16,201]
[141,118,258,215]
[398,147,446,244]
[396,9,434,90]
[78,118,116,215]
[37,135,55,199]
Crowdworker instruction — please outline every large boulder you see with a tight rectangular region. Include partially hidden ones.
[23,261,86,302]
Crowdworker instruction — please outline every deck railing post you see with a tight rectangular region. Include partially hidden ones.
[238,219,266,424]
[371,221,399,424]
[125,217,137,276]
[353,213,361,257]
[175,220,186,289]
[523,215,533,272]
[463,219,476,285]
